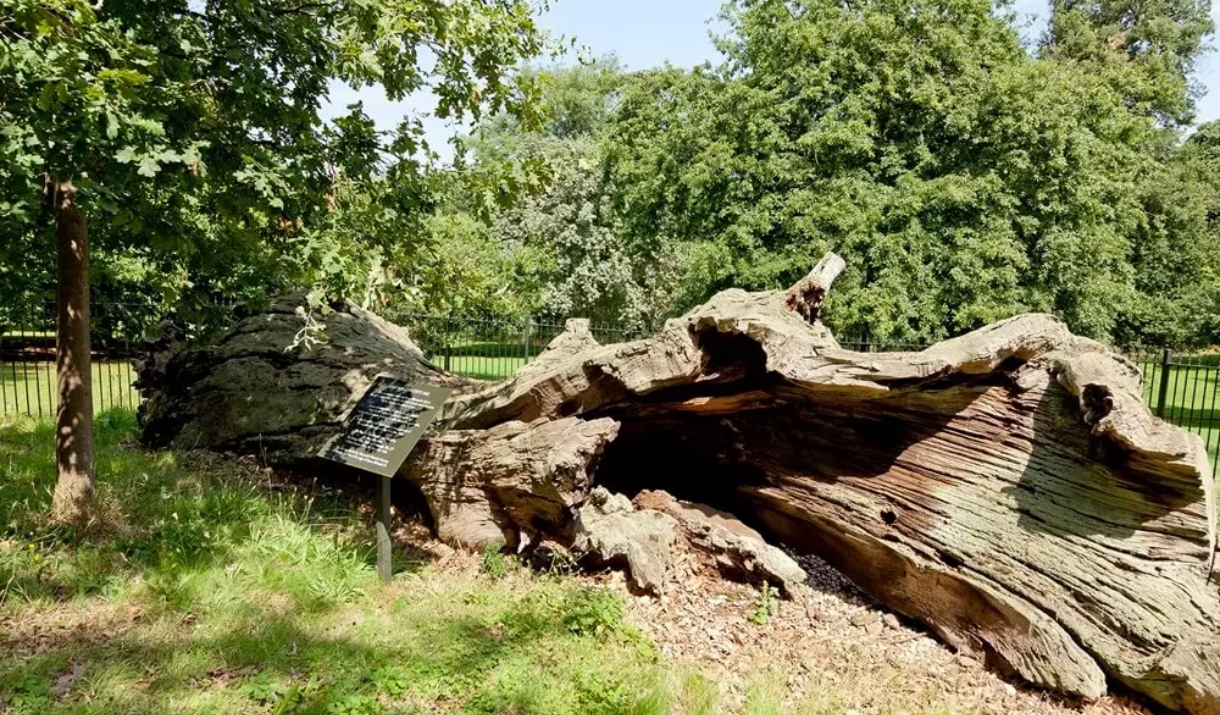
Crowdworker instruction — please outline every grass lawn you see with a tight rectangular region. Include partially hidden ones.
[0,411,815,715]
[0,362,140,418]
[1130,355,1220,469]
[428,353,527,382]
[422,324,645,383]
[424,339,536,382]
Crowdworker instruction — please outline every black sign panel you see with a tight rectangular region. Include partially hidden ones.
[319,376,453,477]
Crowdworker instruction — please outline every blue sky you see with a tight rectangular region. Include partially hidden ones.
[541,0,1220,119]
[325,0,1220,157]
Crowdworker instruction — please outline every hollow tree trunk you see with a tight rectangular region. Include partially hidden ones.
[134,257,1220,714]
[49,177,95,524]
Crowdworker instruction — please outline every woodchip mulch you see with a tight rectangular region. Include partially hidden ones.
[615,549,1151,715]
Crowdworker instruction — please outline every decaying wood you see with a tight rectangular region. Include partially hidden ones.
[783,252,845,324]
[135,294,476,460]
[633,489,807,594]
[137,256,1220,714]
[573,487,678,594]
[401,417,619,548]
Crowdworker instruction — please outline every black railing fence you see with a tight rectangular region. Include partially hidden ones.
[397,314,649,382]
[0,306,651,418]
[0,302,147,421]
[1125,349,1220,463]
[2,306,1218,472]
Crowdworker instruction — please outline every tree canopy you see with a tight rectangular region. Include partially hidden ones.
[4,0,1218,348]
[423,0,1218,347]
[0,0,546,326]
[1044,0,1213,126]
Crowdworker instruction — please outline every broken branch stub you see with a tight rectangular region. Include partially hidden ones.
[137,255,1220,713]
[783,252,845,324]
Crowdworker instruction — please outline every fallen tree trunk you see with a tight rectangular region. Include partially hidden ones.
[137,259,1220,714]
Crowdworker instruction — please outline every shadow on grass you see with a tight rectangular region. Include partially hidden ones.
[1,590,598,714]
[0,409,671,715]
[0,408,432,605]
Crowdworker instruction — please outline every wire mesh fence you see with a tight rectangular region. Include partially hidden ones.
[2,307,1218,476]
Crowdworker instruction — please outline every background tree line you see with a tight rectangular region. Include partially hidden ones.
[426,0,1220,347]
[5,0,1220,349]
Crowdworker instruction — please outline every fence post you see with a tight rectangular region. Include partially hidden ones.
[1156,348,1172,418]
[442,317,452,372]
[523,317,532,362]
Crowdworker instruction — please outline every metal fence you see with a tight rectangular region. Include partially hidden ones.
[0,307,651,418]
[397,315,649,382]
[2,308,1218,472]
[0,303,145,420]
[1125,349,1220,465]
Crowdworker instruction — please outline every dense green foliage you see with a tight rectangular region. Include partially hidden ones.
[408,60,684,329]
[0,0,546,333]
[595,0,1219,344]
[1044,0,1213,126]
[3,0,1219,347]
[410,0,1220,346]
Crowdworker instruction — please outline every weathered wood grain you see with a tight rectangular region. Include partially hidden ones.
[137,258,1220,713]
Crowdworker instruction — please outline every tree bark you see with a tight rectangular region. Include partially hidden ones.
[50,177,95,524]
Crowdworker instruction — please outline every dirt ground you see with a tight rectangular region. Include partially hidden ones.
[399,492,1155,715]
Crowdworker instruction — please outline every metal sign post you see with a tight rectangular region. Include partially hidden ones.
[377,474,393,582]
[318,375,453,582]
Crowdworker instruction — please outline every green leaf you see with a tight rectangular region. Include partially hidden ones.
[137,156,161,177]
[97,68,151,85]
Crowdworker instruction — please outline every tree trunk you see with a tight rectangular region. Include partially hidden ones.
[49,177,95,524]
[134,258,1220,714]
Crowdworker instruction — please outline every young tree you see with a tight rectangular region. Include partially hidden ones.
[0,0,545,522]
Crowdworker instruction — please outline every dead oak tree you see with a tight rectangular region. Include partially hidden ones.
[138,255,1220,714]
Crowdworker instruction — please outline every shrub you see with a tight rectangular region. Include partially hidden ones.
[562,586,624,637]
[480,542,507,579]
